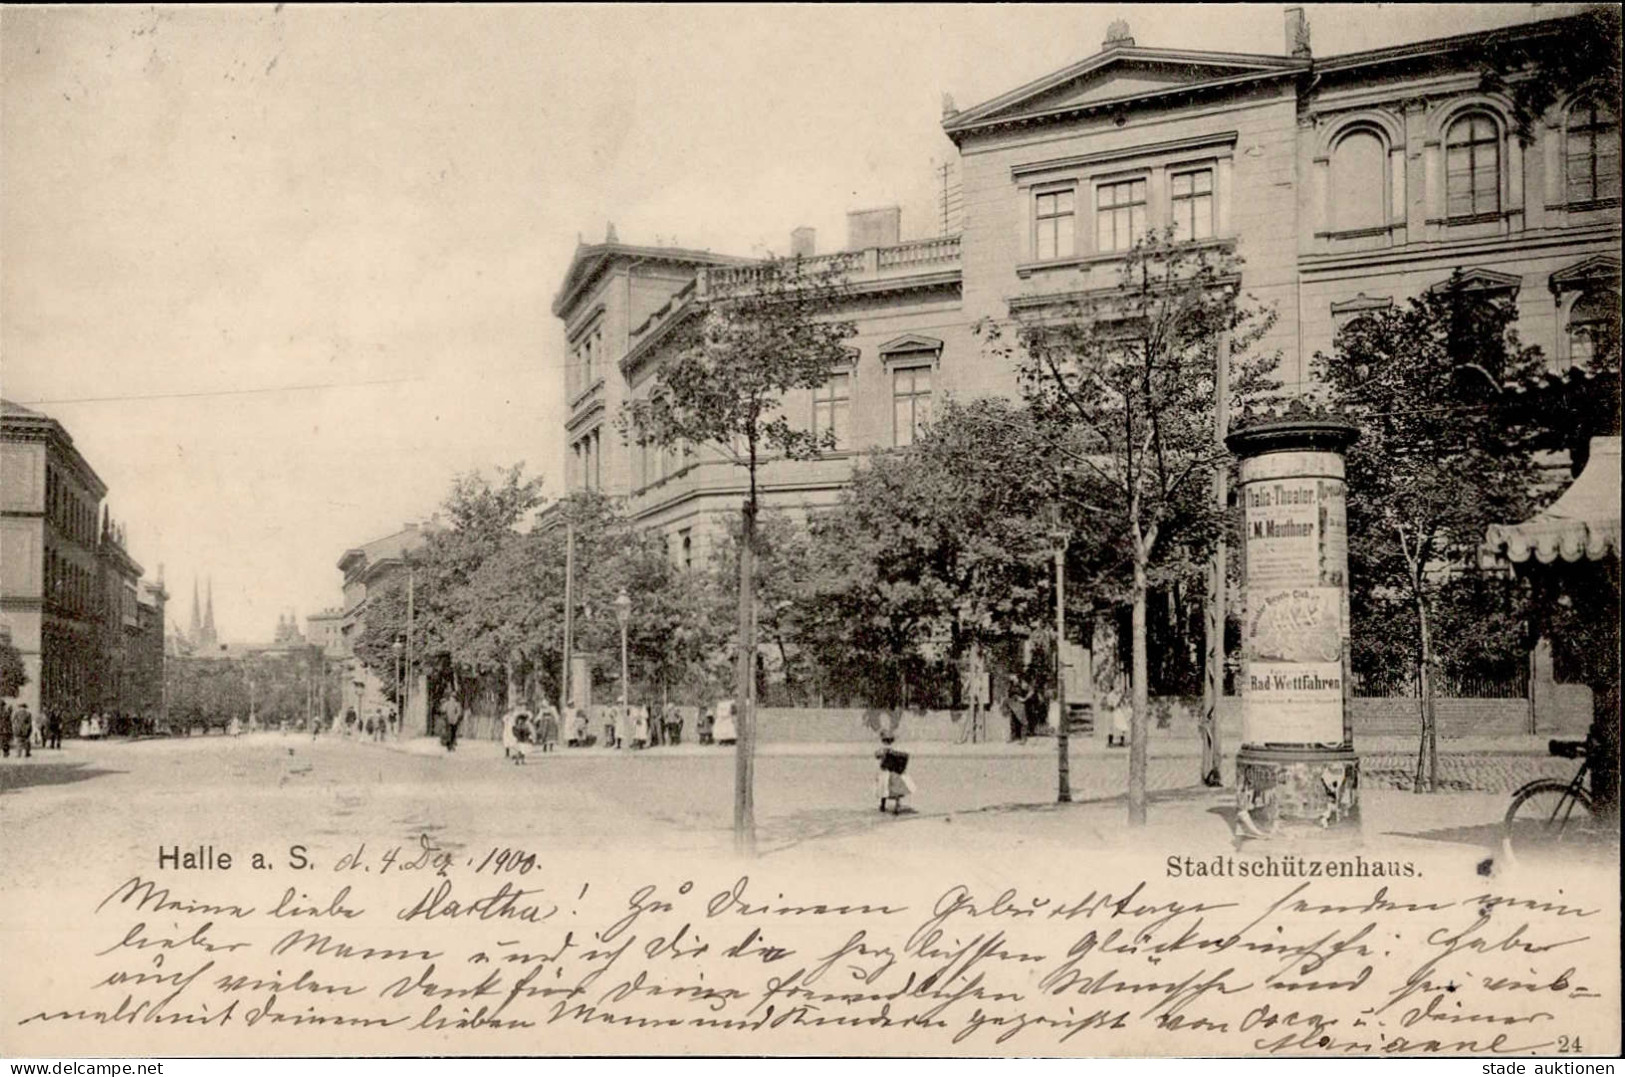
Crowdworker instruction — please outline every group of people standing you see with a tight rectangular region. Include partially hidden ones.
[500,702,561,763]
[0,702,71,758]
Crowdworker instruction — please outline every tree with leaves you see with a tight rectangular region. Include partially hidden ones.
[1316,273,1546,792]
[354,464,543,721]
[985,230,1280,825]
[1,636,28,699]
[623,255,856,855]
[1478,7,1621,145]
[798,397,1064,743]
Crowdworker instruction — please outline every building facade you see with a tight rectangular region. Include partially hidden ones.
[554,11,1619,562]
[335,521,439,733]
[305,608,345,657]
[554,215,971,563]
[943,10,1619,390]
[1,400,166,723]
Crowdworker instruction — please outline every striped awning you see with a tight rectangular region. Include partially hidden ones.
[1485,436,1621,564]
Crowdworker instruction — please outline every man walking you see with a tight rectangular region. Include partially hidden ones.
[12,703,33,758]
[46,709,62,750]
[442,697,462,752]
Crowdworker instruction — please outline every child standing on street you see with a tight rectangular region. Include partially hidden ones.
[875,734,915,813]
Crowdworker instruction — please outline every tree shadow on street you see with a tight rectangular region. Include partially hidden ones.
[0,759,125,795]
[759,784,1229,857]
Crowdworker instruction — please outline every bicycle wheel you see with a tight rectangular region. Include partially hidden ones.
[1504,780,1596,854]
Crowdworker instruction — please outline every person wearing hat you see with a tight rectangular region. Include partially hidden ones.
[0,700,12,759]
[11,703,33,758]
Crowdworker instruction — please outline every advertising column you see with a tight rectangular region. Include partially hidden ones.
[1226,410,1361,836]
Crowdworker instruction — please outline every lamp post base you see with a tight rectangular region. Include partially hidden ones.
[1235,746,1361,839]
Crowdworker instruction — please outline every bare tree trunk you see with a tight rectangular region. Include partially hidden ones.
[734,498,758,857]
[1129,549,1150,826]
[1421,599,1438,793]
[1055,547,1071,803]
[1414,593,1437,794]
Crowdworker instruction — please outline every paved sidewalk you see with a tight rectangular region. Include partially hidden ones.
[359,731,1559,760]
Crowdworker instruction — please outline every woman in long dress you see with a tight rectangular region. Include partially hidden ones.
[875,735,916,813]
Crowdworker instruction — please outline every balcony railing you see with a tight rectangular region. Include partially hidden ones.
[877,234,961,268]
[699,235,960,298]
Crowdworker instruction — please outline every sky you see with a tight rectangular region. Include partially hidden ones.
[0,3,1581,643]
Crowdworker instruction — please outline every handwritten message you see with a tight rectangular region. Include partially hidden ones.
[4,837,1618,1057]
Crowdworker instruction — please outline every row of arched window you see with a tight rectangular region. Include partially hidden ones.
[1326,96,1619,233]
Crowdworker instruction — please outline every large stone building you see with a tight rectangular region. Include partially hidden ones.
[553,216,970,562]
[554,10,1618,557]
[0,400,166,722]
[945,10,1617,393]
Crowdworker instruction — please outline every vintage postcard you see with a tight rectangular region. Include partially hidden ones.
[1,4,1619,1061]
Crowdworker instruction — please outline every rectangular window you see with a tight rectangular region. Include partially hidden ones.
[1034,188,1075,261]
[813,372,851,448]
[1567,104,1621,204]
[1446,114,1500,218]
[1170,169,1214,241]
[892,366,932,447]
[1096,178,1147,253]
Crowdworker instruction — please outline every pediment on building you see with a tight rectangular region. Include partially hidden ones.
[1330,293,1394,316]
[944,47,1305,140]
[1549,255,1621,297]
[551,241,748,320]
[877,333,944,357]
[1429,268,1524,297]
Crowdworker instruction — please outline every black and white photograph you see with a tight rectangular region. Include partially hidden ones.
[0,3,1619,1061]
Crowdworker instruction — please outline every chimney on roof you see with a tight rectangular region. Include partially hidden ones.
[1103,19,1134,50]
[791,227,817,258]
[941,93,957,120]
[846,206,901,251]
[1285,7,1311,58]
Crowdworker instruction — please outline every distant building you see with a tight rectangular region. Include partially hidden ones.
[273,610,306,648]
[335,520,441,734]
[1,399,165,721]
[187,576,220,655]
[305,608,345,658]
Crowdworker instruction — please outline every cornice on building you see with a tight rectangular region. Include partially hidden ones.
[0,400,110,500]
[550,242,750,320]
[943,13,1591,145]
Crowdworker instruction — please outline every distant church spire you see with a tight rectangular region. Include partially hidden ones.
[190,578,201,641]
[205,577,216,636]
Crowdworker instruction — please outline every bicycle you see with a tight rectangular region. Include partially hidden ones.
[1503,737,1610,855]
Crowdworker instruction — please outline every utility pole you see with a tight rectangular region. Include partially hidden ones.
[1050,485,1072,804]
[406,565,415,737]
[1201,330,1231,787]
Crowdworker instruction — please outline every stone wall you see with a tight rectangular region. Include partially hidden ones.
[556,688,1592,747]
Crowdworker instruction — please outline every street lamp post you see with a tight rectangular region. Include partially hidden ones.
[1049,513,1072,804]
[393,638,404,738]
[614,588,632,742]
